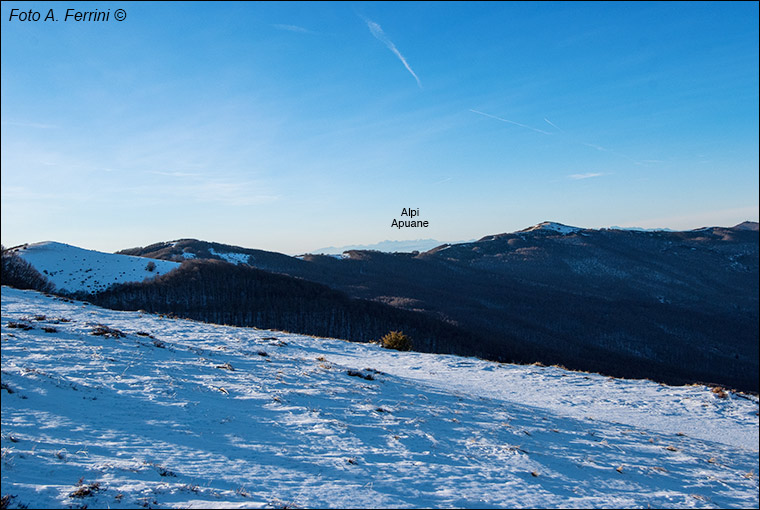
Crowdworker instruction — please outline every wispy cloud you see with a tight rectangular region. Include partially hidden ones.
[150,170,202,178]
[582,141,651,166]
[2,120,58,129]
[568,172,605,180]
[544,117,563,132]
[272,24,315,34]
[184,179,280,207]
[146,171,278,206]
[469,109,552,135]
[582,142,610,152]
[363,17,422,89]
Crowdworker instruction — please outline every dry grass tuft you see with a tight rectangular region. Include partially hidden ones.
[69,479,102,498]
[7,322,33,331]
[91,325,125,338]
[711,387,728,398]
[347,369,374,381]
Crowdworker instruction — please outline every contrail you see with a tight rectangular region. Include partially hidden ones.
[544,117,563,132]
[568,172,604,180]
[272,24,314,34]
[364,18,422,89]
[469,109,551,135]
[582,142,609,152]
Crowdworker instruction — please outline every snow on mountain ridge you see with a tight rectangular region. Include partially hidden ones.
[519,221,582,235]
[208,247,252,265]
[732,221,759,231]
[514,221,759,236]
[10,241,180,293]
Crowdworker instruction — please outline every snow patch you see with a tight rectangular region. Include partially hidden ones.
[208,248,251,265]
[521,221,581,235]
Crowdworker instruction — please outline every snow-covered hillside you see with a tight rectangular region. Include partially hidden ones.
[1,286,758,509]
[208,247,252,265]
[9,242,180,294]
[520,221,582,235]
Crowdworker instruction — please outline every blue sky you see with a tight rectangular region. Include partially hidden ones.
[2,1,758,254]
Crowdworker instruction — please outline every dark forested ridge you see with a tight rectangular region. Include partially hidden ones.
[85,260,494,359]
[117,223,759,392]
[117,239,304,273]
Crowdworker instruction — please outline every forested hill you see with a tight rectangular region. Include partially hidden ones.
[7,221,758,392]
[117,223,759,392]
[116,239,303,273]
[84,259,494,360]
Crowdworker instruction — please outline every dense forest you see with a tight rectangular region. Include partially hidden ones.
[79,255,758,392]
[83,259,499,359]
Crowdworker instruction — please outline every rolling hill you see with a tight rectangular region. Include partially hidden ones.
[116,221,760,392]
[4,221,758,392]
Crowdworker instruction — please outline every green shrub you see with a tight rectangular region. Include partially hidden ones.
[380,330,413,351]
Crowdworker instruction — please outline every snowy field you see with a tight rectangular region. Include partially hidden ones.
[1,286,758,509]
[9,242,179,294]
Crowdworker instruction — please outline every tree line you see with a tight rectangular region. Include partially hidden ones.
[83,259,499,358]
[1,246,55,293]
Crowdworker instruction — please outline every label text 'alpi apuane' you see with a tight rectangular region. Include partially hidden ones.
[391,208,429,229]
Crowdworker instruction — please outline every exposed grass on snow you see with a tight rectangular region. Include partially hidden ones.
[1,286,758,509]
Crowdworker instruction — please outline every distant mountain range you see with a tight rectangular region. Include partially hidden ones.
[309,239,463,255]
[4,220,758,392]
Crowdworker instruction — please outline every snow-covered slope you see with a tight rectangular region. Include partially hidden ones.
[207,247,252,265]
[520,221,582,235]
[9,242,180,293]
[1,286,758,509]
